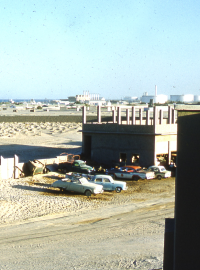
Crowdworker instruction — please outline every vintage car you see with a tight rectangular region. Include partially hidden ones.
[52,174,103,196]
[147,165,171,180]
[105,166,155,180]
[89,174,127,193]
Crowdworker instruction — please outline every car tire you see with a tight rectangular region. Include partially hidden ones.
[157,175,162,180]
[132,175,139,181]
[85,190,92,197]
[115,187,122,193]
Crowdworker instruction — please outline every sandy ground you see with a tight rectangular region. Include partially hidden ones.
[0,122,175,270]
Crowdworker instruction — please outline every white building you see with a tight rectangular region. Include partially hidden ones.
[89,97,106,106]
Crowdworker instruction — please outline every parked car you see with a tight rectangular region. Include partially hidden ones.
[57,160,95,174]
[89,174,127,192]
[105,166,155,180]
[52,173,103,196]
[147,165,171,180]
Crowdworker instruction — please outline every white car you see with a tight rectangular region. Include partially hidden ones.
[147,165,171,180]
[52,174,103,196]
[89,174,127,193]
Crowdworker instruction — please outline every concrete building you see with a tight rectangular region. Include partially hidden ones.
[76,91,90,103]
[81,105,177,168]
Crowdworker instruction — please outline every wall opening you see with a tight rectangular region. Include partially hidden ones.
[119,153,127,164]
[84,135,92,159]
[131,154,140,164]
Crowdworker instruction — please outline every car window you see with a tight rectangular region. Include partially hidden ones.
[95,178,102,182]
[103,178,110,183]
[160,167,166,172]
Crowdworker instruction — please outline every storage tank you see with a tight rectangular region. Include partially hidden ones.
[194,95,200,102]
[170,95,184,102]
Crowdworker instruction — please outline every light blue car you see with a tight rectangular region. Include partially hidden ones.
[89,174,127,193]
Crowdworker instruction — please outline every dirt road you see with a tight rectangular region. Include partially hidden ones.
[0,177,175,270]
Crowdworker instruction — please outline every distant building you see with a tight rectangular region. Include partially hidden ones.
[170,94,194,103]
[123,96,139,102]
[67,96,76,102]
[76,91,90,103]
[89,97,106,106]
[140,92,168,104]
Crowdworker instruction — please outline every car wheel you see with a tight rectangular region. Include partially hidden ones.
[132,175,139,181]
[85,190,92,197]
[157,175,162,180]
[115,187,122,193]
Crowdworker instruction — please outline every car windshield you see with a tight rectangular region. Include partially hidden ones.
[160,167,166,172]
[79,178,89,184]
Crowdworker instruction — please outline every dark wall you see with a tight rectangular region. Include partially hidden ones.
[174,113,200,270]
[83,132,155,167]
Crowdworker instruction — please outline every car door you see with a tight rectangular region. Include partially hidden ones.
[118,168,132,179]
[94,177,104,188]
[103,178,113,190]
[69,180,82,193]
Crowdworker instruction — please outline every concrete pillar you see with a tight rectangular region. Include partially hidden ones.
[168,141,171,165]
[168,105,172,124]
[126,108,130,125]
[153,106,158,131]
[82,106,86,124]
[117,107,121,124]
[159,109,163,125]
[172,108,175,124]
[112,109,116,123]
[132,106,136,125]
[146,109,150,125]
[139,108,142,125]
[97,106,101,123]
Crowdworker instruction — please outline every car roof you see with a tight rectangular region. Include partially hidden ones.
[93,174,112,178]
[74,160,85,163]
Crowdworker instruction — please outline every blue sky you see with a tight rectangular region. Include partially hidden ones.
[0,0,200,100]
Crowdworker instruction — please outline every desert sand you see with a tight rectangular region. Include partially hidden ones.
[0,121,175,269]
